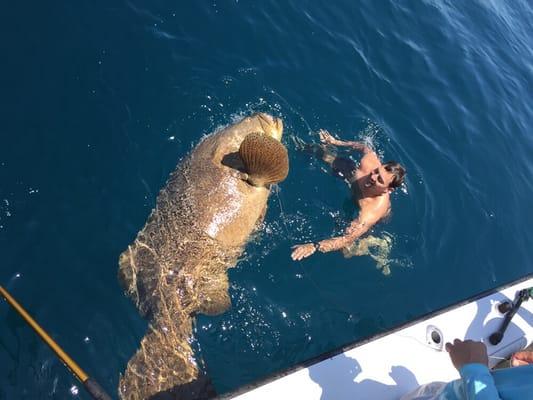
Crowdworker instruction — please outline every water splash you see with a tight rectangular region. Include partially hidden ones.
[343,232,414,275]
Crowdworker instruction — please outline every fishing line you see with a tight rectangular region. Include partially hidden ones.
[272,184,290,239]
[395,332,444,351]
[274,186,356,319]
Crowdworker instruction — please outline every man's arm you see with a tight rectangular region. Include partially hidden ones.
[291,210,379,261]
[319,130,373,154]
[316,215,374,253]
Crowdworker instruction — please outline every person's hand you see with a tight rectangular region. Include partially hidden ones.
[318,130,338,145]
[511,351,533,367]
[291,243,317,261]
[445,339,488,371]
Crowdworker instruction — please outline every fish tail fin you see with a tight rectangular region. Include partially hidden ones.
[119,315,197,400]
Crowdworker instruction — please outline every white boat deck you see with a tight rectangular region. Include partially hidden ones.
[227,276,533,400]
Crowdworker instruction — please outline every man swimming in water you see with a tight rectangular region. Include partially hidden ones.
[291,130,406,261]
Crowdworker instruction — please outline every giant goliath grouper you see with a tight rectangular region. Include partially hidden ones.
[118,113,289,399]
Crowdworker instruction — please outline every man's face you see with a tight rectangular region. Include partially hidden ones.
[365,166,395,192]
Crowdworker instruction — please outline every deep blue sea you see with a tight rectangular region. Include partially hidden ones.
[1,1,532,399]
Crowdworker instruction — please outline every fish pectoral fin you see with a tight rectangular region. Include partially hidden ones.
[196,272,231,316]
[239,132,289,187]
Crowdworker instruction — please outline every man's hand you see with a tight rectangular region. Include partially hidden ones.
[318,130,339,146]
[511,351,533,367]
[291,243,317,261]
[445,339,488,371]
[318,129,371,154]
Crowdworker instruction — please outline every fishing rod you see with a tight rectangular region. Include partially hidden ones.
[0,286,113,400]
[489,286,533,346]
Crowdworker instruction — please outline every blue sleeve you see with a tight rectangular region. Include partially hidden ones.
[458,364,501,400]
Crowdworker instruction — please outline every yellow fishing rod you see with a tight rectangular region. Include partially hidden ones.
[0,286,113,400]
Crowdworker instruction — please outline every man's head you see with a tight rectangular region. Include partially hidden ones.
[383,161,406,189]
[366,161,406,193]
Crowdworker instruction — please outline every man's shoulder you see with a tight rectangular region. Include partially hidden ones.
[360,194,390,217]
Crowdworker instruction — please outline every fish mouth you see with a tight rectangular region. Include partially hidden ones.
[255,112,283,142]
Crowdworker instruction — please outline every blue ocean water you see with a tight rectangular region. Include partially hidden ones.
[1,1,532,398]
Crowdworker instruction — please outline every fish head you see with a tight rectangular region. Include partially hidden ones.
[254,112,283,142]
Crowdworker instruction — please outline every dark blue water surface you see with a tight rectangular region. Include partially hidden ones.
[1,1,532,398]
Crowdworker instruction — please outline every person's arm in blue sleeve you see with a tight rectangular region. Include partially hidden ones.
[446,339,501,399]
[459,363,501,399]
